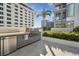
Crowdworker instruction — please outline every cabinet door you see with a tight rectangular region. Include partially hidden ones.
[4,36,17,55]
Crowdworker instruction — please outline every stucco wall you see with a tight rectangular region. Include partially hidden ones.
[0,27,27,33]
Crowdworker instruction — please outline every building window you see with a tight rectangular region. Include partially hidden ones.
[28,11,30,13]
[20,17,23,19]
[28,19,30,20]
[0,16,3,19]
[25,18,27,20]
[20,10,23,13]
[20,20,23,22]
[32,15,33,17]
[7,13,11,16]
[28,14,30,15]
[15,16,18,18]
[0,3,3,6]
[7,17,11,20]
[29,16,30,18]
[32,17,33,19]
[7,21,11,24]
[15,12,18,14]
[20,23,23,25]
[15,9,18,11]
[25,21,27,23]
[25,24,27,25]
[29,24,30,26]
[15,5,18,8]
[15,22,18,25]
[32,12,33,15]
[67,4,75,17]
[0,7,3,10]
[25,15,27,17]
[32,25,33,26]
[15,19,18,21]
[20,14,23,16]
[0,20,3,23]
[20,7,23,10]
[25,9,27,11]
[0,12,3,15]
[7,9,11,12]
[7,5,11,9]
[25,12,27,14]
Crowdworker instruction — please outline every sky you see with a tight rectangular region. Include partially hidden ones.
[26,3,54,28]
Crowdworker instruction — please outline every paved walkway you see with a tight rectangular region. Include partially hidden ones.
[42,37,79,56]
[9,40,53,56]
[9,37,79,56]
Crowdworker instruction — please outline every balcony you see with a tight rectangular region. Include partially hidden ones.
[54,8,66,14]
[55,16,66,20]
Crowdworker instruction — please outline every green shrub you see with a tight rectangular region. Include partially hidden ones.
[73,26,79,33]
[43,32,48,36]
[43,27,51,31]
[43,31,79,42]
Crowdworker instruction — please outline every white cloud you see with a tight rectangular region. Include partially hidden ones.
[48,3,53,7]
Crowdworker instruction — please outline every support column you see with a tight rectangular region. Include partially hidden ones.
[0,37,1,56]
[1,37,4,56]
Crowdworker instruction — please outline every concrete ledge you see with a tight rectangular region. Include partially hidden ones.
[0,32,30,37]
[51,28,73,32]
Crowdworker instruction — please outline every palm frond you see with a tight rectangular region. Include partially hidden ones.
[36,9,52,20]
[46,10,52,13]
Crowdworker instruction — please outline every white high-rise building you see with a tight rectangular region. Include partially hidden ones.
[54,3,66,28]
[66,3,79,28]
[54,3,79,28]
[0,3,34,28]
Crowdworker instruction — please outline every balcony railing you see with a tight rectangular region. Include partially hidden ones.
[0,32,41,56]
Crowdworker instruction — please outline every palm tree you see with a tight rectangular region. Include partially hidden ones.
[36,9,52,31]
[37,9,52,20]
